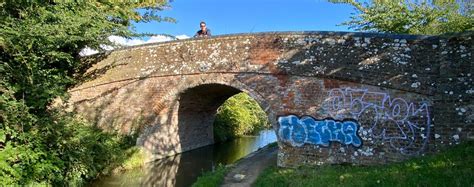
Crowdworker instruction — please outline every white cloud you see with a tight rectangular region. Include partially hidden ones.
[99,44,114,51]
[108,35,129,46]
[146,35,175,44]
[79,47,99,56]
[175,35,190,40]
[80,34,190,56]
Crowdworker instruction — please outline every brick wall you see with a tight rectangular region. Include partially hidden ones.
[69,31,473,165]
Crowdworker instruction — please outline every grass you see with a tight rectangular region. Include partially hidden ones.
[111,146,147,173]
[97,146,147,178]
[192,165,231,187]
[253,141,474,187]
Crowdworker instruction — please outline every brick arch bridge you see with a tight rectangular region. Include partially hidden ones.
[69,31,472,166]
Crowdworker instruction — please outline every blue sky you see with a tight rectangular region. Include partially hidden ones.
[133,0,357,37]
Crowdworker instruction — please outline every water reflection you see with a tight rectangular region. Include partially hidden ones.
[144,154,181,187]
[90,129,277,187]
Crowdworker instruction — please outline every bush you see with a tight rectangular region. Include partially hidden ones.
[0,91,136,185]
[0,2,170,185]
[213,93,270,142]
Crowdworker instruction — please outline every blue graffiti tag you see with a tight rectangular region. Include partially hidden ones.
[278,115,362,147]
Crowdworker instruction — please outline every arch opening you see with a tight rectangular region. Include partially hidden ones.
[176,83,243,151]
[138,81,278,162]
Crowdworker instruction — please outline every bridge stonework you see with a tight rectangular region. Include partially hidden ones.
[69,32,473,166]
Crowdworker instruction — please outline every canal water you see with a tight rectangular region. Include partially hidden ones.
[89,129,277,187]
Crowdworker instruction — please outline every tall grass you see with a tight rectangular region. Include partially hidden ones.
[254,141,474,187]
[192,165,230,187]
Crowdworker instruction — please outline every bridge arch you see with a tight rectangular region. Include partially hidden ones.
[137,77,278,161]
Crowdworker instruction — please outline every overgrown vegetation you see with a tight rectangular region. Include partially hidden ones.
[331,0,473,35]
[0,1,171,185]
[214,93,270,142]
[254,141,474,187]
[1,96,140,185]
[192,165,231,187]
[113,147,148,173]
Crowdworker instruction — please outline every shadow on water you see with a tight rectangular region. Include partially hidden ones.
[89,129,277,187]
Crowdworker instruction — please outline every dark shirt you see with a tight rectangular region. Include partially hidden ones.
[194,29,211,37]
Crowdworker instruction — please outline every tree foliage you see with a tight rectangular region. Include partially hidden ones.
[330,0,473,35]
[214,93,270,142]
[1,1,173,112]
[0,1,171,185]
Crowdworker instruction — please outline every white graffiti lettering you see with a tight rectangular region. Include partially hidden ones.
[324,88,430,155]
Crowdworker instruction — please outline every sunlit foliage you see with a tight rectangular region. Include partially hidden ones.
[214,93,270,142]
[330,0,473,35]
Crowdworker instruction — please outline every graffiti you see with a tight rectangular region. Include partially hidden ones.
[278,115,362,147]
[324,88,430,155]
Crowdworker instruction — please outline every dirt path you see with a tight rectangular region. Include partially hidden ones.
[221,145,278,187]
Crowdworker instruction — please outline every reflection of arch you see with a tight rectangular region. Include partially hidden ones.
[137,78,277,161]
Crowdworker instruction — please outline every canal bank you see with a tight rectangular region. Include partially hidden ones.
[220,143,278,187]
[89,129,276,187]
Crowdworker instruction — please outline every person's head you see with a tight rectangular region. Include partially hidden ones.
[200,21,207,31]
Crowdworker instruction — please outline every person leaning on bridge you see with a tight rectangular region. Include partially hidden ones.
[194,21,211,38]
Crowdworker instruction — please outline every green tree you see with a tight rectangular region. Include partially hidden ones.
[0,1,172,185]
[1,1,173,112]
[214,93,270,142]
[330,0,473,35]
